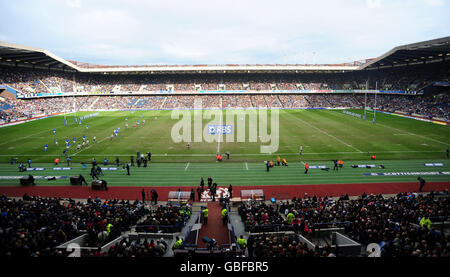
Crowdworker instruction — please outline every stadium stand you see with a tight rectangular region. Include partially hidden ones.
[0,92,448,124]
[135,204,191,233]
[1,191,447,257]
[1,56,449,124]
[1,63,448,95]
[0,37,449,258]
[236,191,449,257]
[0,195,148,257]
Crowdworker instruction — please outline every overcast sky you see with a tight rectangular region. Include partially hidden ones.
[0,0,448,65]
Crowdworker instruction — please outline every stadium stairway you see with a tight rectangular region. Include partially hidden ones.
[197,202,230,248]
[159,97,167,109]
[88,96,100,110]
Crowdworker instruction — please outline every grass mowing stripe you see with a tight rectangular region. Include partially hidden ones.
[40,150,444,157]
[72,136,110,156]
[377,122,449,146]
[1,109,448,167]
[2,177,448,186]
[286,111,363,153]
[0,116,76,146]
[0,160,447,171]
[333,109,449,145]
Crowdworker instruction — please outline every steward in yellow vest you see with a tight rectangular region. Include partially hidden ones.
[237,235,247,250]
[202,208,209,225]
[222,208,228,225]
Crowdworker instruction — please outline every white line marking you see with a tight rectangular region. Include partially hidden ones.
[377,122,449,146]
[292,116,364,153]
[217,111,223,154]
[185,162,190,171]
[0,126,63,146]
[71,136,109,156]
[1,150,445,157]
[245,162,248,170]
[329,109,449,146]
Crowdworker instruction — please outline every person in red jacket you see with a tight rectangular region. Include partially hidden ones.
[304,163,309,174]
[303,222,312,234]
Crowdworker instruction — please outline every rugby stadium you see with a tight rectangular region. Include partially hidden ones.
[0,35,449,261]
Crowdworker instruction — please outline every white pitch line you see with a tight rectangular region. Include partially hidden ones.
[0,112,88,146]
[377,123,449,146]
[71,136,110,156]
[245,162,248,170]
[2,150,445,158]
[185,162,190,171]
[0,126,60,146]
[329,109,449,146]
[217,111,223,154]
[72,111,134,157]
[293,116,364,153]
[217,138,221,154]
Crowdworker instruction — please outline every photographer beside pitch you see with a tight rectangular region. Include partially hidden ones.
[418,176,426,192]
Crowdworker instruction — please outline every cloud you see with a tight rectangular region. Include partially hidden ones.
[424,0,444,6]
[1,0,449,65]
[366,0,382,8]
[67,0,81,8]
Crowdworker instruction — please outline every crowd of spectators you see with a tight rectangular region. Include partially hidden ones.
[1,63,449,122]
[278,94,308,108]
[136,204,191,233]
[1,92,448,123]
[0,195,79,257]
[238,201,285,231]
[0,195,148,257]
[1,190,448,257]
[246,233,331,257]
[1,62,448,96]
[249,95,268,108]
[0,96,89,122]
[81,237,169,257]
[242,191,449,257]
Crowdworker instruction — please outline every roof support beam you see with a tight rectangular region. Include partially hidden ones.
[0,52,42,59]
[14,55,48,62]
[47,60,62,68]
[30,59,55,66]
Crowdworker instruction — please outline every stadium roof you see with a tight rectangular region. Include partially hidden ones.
[0,41,81,72]
[1,36,449,74]
[359,36,450,70]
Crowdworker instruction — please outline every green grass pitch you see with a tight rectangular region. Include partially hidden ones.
[0,108,449,187]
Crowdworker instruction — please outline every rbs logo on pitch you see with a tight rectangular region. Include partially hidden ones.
[208,125,233,135]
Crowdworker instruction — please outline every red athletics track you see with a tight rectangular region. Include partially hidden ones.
[0,181,449,201]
